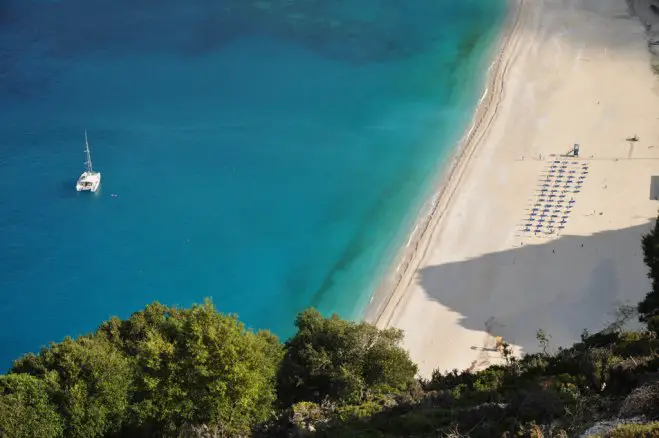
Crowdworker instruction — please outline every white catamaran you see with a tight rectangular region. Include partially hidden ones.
[76,131,101,192]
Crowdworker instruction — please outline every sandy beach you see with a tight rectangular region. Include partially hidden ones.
[367,0,659,378]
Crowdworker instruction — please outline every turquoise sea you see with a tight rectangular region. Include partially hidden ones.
[0,0,507,369]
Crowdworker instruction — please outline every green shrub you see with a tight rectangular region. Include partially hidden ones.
[99,300,283,436]
[277,308,417,407]
[0,373,63,438]
[604,422,659,437]
[12,336,131,438]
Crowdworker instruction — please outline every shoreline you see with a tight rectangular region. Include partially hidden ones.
[364,0,525,327]
[366,0,659,378]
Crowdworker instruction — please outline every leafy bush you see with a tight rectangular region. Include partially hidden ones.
[98,300,282,436]
[12,336,131,438]
[604,422,659,437]
[277,308,417,407]
[0,373,63,438]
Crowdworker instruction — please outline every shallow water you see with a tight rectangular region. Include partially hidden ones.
[0,0,506,369]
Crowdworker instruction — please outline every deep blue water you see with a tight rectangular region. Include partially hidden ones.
[0,0,506,369]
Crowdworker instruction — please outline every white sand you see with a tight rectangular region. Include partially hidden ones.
[369,0,659,378]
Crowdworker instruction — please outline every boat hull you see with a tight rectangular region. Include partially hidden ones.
[76,171,101,193]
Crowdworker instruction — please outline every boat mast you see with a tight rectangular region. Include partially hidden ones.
[84,130,93,173]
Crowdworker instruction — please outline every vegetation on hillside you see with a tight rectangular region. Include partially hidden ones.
[2,214,659,437]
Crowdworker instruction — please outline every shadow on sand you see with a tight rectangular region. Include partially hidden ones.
[416,220,654,357]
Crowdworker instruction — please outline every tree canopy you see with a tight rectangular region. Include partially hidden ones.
[12,336,131,438]
[97,300,282,436]
[0,373,63,438]
[276,308,418,407]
